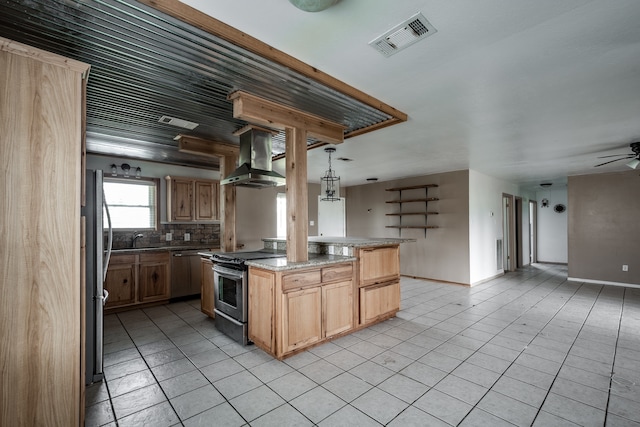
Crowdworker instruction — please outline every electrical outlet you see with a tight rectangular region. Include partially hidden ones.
[328,246,335,255]
[622,264,629,272]
[343,247,349,256]
[184,233,190,241]
[165,233,172,241]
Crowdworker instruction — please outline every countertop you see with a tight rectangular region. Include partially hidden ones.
[245,253,357,272]
[262,236,416,247]
[110,245,219,255]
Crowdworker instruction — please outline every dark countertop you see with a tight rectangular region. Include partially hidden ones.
[262,236,415,247]
[110,245,220,255]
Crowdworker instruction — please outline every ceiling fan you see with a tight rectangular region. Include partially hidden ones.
[594,142,640,169]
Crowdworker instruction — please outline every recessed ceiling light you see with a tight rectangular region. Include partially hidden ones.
[158,115,199,130]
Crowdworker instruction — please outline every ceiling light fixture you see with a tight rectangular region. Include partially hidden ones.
[320,147,340,201]
[626,158,640,169]
[288,0,338,12]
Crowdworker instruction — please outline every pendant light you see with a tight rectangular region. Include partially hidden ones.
[320,147,340,201]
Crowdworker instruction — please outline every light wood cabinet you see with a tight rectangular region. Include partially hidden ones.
[323,280,353,338]
[105,252,170,311]
[248,262,354,358]
[358,245,400,286]
[166,176,219,222]
[282,287,322,353]
[359,281,400,325]
[1,38,90,426]
[200,257,215,317]
[248,268,275,351]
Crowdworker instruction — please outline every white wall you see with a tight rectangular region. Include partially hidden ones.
[536,187,568,263]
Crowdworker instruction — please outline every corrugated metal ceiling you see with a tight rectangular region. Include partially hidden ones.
[0,0,396,169]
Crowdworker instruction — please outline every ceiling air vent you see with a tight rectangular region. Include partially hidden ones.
[158,115,199,130]
[369,12,437,58]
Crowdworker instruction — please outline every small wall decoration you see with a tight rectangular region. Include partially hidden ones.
[554,204,566,213]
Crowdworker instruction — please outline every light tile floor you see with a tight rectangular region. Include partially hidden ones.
[86,264,640,426]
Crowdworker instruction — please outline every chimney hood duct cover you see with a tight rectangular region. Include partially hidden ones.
[221,126,285,188]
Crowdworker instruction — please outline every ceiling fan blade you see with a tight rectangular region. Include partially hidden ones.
[594,157,633,167]
[596,153,631,159]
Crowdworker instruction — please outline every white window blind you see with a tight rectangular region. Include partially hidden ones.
[103,178,157,229]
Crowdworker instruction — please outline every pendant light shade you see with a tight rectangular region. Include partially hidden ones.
[289,0,338,12]
[320,147,340,201]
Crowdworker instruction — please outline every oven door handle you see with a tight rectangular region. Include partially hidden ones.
[213,264,245,279]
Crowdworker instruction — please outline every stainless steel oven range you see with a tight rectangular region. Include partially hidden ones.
[211,251,285,345]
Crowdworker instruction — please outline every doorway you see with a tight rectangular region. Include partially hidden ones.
[529,200,538,264]
[318,196,346,237]
[502,194,516,272]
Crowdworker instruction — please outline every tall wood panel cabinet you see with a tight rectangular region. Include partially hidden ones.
[0,38,90,426]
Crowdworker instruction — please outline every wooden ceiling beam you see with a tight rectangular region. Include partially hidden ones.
[136,0,407,130]
[228,91,345,144]
[177,134,239,158]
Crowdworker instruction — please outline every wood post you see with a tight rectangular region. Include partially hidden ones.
[285,127,309,263]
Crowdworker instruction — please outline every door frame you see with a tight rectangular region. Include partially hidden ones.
[502,193,516,272]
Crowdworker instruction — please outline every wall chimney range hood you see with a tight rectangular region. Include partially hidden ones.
[221,125,286,188]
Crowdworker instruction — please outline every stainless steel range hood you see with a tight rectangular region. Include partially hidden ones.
[221,126,286,188]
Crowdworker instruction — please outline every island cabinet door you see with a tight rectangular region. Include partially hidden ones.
[359,246,400,286]
[322,281,353,338]
[248,268,275,352]
[360,281,400,325]
[282,287,322,354]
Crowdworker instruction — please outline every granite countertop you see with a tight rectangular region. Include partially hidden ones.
[262,236,416,247]
[245,253,357,272]
[110,245,219,255]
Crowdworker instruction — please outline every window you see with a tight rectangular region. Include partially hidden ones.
[103,177,158,229]
[277,193,286,238]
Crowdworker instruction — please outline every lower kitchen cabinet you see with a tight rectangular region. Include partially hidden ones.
[105,252,170,311]
[200,257,215,317]
[359,280,400,325]
[282,287,322,353]
[248,262,355,359]
[104,255,137,309]
[323,280,353,337]
[139,253,170,302]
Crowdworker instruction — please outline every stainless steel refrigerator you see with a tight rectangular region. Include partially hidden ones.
[83,169,112,385]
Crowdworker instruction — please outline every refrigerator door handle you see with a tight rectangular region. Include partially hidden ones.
[99,289,109,305]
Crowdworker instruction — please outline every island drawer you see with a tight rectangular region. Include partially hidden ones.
[321,263,353,283]
[282,269,322,291]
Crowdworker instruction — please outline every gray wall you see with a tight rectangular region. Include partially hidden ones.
[346,170,471,284]
[568,171,640,285]
[236,183,321,250]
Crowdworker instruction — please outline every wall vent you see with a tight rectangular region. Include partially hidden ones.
[158,115,199,130]
[369,12,437,58]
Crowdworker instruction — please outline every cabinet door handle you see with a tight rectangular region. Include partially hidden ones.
[173,253,183,257]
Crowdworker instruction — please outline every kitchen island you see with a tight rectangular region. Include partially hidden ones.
[248,237,414,359]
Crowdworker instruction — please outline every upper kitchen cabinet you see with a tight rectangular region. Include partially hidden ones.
[166,176,219,222]
[0,38,89,426]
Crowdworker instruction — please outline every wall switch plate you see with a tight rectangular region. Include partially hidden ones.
[184,233,190,241]
[310,220,315,226]
[166,233,172,241]
[622,264,629,272]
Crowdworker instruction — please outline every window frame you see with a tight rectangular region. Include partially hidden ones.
[103,176,160,231]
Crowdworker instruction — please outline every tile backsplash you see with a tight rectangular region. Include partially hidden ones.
[109,223,220,249]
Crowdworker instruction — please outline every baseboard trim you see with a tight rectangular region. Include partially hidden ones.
[567,277,640,289]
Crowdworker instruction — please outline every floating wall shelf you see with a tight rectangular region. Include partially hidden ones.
[385,184,439,236]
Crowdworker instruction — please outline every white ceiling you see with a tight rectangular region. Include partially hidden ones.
[182,0,640,189]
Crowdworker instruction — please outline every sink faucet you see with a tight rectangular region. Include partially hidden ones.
[132,232,144,248]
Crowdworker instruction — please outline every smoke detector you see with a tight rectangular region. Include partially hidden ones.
[369,12,437,58]
[158,115,199,130]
